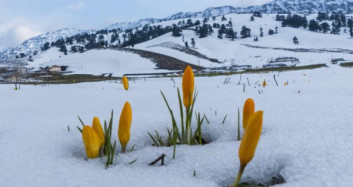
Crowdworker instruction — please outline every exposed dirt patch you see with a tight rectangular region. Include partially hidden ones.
[147,41,220,63]
[120,48,204,70]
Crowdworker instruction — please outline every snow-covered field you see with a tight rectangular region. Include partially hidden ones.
[28,48,172,76]
[1,65,353,186]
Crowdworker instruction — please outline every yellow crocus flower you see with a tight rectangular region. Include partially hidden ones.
[122,76,129,90]
[242,98,255,129]
[182,65,195,108]
[92,117,105,147]
[118,102,132,152]
[82,126,101,159]
[262,80,266,87]
[233,110,263,187]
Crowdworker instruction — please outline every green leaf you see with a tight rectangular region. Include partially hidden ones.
[130,144,136,152]
[77,126,82,133]
[129,159,137,164]
[222,114,227,124]
[78,116,85,127]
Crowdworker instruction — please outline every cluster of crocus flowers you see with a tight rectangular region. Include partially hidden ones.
[82,117,104,158]
[118,102,132,153]
[233,99,263,187]
[122,76,129,90]
[81,101,133,160]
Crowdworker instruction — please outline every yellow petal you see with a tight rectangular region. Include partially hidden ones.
[118,102,132,149]
[182,65,195,107]
[92,117,105,147]
[82,126,101,158]
[239,111,263,167]
[242,98,255,129]
[122,76,129,90]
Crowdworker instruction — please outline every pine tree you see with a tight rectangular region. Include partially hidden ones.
[303,16,308,29]
[59,45,68,55]
[348,19,353,37]
[172,24,182,37]
[42,42,50,51]
[228,20,233,27]
[226,28,236,41]
[250,16,255,22]
[70,46,78,53]
[191,38,195,48]
[185,41,189,48]
[218,29,223,39]
[320,22,330,33]
[203,17,208,24]
[260,27,264,37]
[293,36,299,45]
[221,15,227,21]
[240,26,251,38]
[208,25,214,35]
[268,29,275,35]
[199,24,209,38]
[309,19,321,32]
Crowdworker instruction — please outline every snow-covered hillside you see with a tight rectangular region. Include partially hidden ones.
[30,48,172,76]
[136,14,353,68]
[2,13,351,75]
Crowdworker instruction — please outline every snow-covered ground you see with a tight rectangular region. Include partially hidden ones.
[29,48,172,76]
[1,65,353,186]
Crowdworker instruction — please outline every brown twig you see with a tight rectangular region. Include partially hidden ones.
[148,154,166,166]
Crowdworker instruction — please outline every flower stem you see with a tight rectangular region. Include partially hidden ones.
[121,145,126,153]
[232,164,246,187]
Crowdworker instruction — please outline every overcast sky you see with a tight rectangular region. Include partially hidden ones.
[0,0,271,50]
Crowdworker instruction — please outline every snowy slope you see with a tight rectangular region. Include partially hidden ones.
[31,48,172,76]
[136,14,353,67]
[1,66,353,186]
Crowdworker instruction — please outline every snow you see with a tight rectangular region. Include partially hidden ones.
[28,49,172,76]
[136,14,353,68]
[1,65,353,186]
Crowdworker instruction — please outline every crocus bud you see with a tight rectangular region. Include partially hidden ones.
[92,117,105,147]
[82,126,101,158]
[118,102,132,152]
[239,111,263,167]
[122,76,129,90]
[262,80,266,87]
[242,98,255,129]
[182,65,195,107]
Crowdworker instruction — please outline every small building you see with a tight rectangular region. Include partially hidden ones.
[49,65,62,73]
[9,74,21,82]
